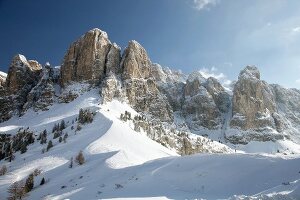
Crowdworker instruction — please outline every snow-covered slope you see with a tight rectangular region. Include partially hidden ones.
[0,89,177,199]
[0,88,300,199]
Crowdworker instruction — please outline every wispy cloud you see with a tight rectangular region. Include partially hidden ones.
[292,26,300,33]
[296,79,300,84]
[199,67,232,90]
[193,0,219,10]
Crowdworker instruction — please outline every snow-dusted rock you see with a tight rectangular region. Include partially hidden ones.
[105,43,121,75]
[22,66,56,112]
[6,54,42,94]
[0,55,42,121]
[230,66,276,131]
[182,73,230,130]
[0,71,6,87]
[121,41,173,122]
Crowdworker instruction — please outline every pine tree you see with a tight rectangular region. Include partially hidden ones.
[46,140,53,151]
[28,133,35,144]
[75,150,85,165]
[69,157,73,168]
[40,130,47,144]
[0,165,7,176]
[40,177,45,185]
[60,120,66,131]
[59,137,62,143]
[24,173,34,193]
[7,180,27,200]
[63,133,68,143]
[20,142,27,154]
[8,148,14,162]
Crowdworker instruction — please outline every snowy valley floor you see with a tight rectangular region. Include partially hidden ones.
[0,88,300,200]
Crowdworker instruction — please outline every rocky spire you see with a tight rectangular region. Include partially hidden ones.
[230,66,277,130]
[120,40,173,122]
[121,40,151,80]
[0,54,42,121]
[6,54,42,94]
[60,28,114,86]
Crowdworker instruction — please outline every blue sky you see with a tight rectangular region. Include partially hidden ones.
[1,0,300,88]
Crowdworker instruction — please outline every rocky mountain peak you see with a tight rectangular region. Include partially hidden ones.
[1,27,300,147]
[6,54,42,94]
[239,65,260,80]
[60,28,112,86]
[87,28,108,39]
[187,71,206,83]
[121,40,151,80]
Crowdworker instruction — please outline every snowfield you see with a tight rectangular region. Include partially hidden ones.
[0,89,300,199]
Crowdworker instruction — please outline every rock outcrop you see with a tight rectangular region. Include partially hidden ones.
[121,41,173,122]
[271,84,300,136]
[230,66,276,131]
[2,28,300,148]
[182,72,229,130]
[60,28,113,86]
[0,55,42,121]
[6,55,42,94]
[22,66,56,112]
[0,72,6,87]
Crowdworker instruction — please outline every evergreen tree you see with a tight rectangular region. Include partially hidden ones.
[69,157,73,168]
[40,130,47,144]
[0,165,7,176]
[46,140,53,151]
[24,174,34,193]
[20,142,27,154]
[40,177,45,185]
[63,133,68,143]
[60,120,66,131]
[7,180,27,200]
[59,137,62,143]
[75,150,85,165]
[28,133,35,144]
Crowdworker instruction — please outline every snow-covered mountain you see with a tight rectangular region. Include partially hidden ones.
[0,28,300,199]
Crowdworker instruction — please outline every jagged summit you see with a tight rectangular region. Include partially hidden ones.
[85,28,108,38]
[1,27,300,147]
[1,28,300,200]
[239,65,260,80]
[187,71,206,83]
[60,28,112,86]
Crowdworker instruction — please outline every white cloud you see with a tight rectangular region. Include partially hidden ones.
[199,67,232,90]
[199,67,224,79]
[292,27,300,33]
[193,0,219,10]
[296,79,300,84]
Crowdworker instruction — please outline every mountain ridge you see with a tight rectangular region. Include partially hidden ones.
[0,28,300,149]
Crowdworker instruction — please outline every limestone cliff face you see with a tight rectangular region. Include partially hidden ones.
[60,28,112,86]
[22,66,56,112]
[121,41,151,80]
[6,55,42,94]
[2,28,300,147]
[0,55,42,121]
[120,41,173,122]
[230,66,277,131]
[182,72,230,130]
[271,84,300,135]
[105,43,121,75]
